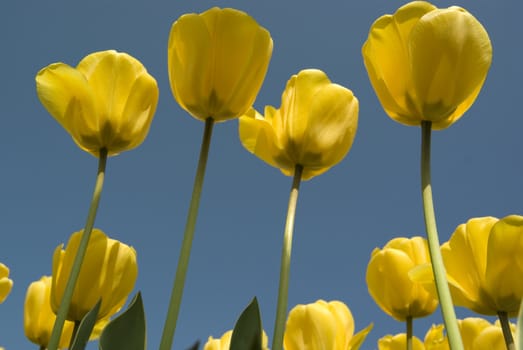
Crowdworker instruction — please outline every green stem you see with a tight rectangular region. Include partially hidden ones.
[406,316,413,350]
[420,121,463,350]
[47,148,107,350]
[271,164,303,350]
[39,346,45,350]
[159,118,215,350]
[498,311,515,350]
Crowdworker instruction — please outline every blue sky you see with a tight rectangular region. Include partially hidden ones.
[1,0,522,349]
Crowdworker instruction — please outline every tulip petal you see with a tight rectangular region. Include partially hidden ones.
[362,1,436,126]
[168,12,213,120]
[484,215,523,315]
[239,108,293,174]
[36,63,96,133]
[298,83,358,179]
[442,217,498,314]
[410,7,492,126]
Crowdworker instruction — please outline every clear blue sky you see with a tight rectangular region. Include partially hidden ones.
[1,0,521,349]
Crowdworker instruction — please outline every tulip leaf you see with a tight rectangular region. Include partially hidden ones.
[185,341,200,350]
[349,323,373,350]
[70,299,101,350]
[517,299,523,350]
[99,292,146,350]
[230,297,263,350]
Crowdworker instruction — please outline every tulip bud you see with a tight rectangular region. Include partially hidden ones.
[366,236,438,321]
[362,1,492,129]
[284,300,372,350]
[168,7,272,122]
[51,229,138,321]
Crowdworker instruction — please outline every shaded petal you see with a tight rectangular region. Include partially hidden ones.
[239,108,293,174]
[36,63,96,133]
[484,215,523,315]
[442,217,498,314]
[168,11,214,120]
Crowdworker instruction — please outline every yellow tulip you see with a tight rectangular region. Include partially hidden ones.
[362,1,492,129]
[424,318,514,350]
[284,300,372,350]
[168,7,272,122]
[203,329,269,350]
[366,237,438,321]
[442,215,523,316]
[36,50,159,157]
[239,69,358,180]
[51,228,138,321]
[25,276,109,349]
[0,262,13,304]
[378,333,424,350]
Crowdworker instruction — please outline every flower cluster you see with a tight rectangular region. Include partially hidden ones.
[3,1,517,350]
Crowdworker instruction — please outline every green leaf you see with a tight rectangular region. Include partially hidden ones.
[99,292,146,350]
[230,297,263,350]
[70,299,101,350]
[185,341,199,350]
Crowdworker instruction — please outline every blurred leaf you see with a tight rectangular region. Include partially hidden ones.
[185,341,199,350]
[517,299,523,350]
[230,297,263,350]
[99,292,145,350]
[70,299,101,350]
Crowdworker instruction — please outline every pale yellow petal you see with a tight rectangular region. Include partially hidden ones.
[36,63,96,133]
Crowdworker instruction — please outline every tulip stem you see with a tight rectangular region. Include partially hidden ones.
[47,148,107,350]
[272,164,303,350]
[406,316,413,350]
[160,117,215,350]
[420,121,463,350]
[498,311,515,350]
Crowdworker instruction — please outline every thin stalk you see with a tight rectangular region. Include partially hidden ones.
[47,148,107,350]
[271,164,303,350]
[498,311,515,350]
[420,121,463,350]
[159,118,215,350]
[406,316,413,350]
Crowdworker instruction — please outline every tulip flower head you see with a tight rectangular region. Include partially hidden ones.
[366,236,438,321]
[424,318,514,350]
[284,300,372,350]
[51,228,138,321]
[36,50,159,157]
[362,1,492,129]
[378,333,424,350]
[239,69,359,180]
[168,7,273,122]
[0,263,13,304]
[25,276,76,349]
[442,215,523,316]
[25,276,108,349]
[203,330,269,350]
